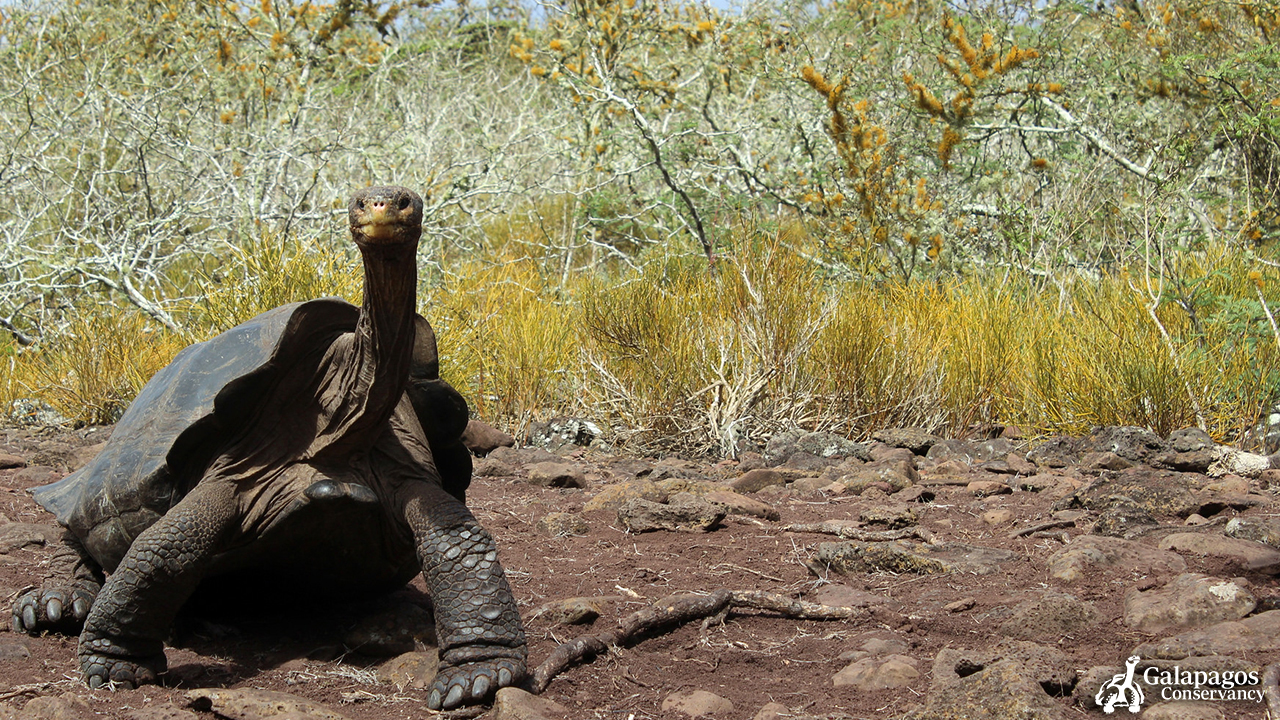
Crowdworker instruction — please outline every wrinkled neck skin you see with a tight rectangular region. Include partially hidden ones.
[310,239,419,460]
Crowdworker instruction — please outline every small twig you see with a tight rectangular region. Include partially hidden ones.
[0,314,35,346]
[728,590,864,621]
[710,563,785,582]
[1041,98,1165,184]
[782,521,935,544]
[1008,519,1076,538]
[1256,283,1280,352]
[529,589,865,694]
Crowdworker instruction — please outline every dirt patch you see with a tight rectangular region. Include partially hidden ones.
[1,425,1278,719]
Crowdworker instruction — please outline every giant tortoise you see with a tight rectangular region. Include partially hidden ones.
[11,186,526,710]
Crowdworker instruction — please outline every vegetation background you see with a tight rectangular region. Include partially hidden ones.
[2,0,1279,456]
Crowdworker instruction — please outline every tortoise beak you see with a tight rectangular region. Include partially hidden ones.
[349,186,424,245]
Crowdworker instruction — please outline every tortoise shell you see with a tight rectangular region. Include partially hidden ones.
[33,298,466,573]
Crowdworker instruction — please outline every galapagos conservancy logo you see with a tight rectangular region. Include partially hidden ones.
[1096,656,1144,714]
[1095,655,1263,713]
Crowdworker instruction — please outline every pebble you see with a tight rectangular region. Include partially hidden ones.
[858,635,909,656]
[11,467,57,487]
[832,654,920,691]
[871,428,940,454]
[0,640,30,660]
[728,468,784,494]
[916,658,1063,719]
[894,485,934,503]
[661,690,734,718]
[702,490,780,521]
[616,496,724,533]
[859,503,917,529]
[1062,467,1206,518]
[377,651,439,689]
[0,453,26,469]
[1081,450,1133,471]
[492,687,571,720]
[489,446,558,466]
[525,462,587,488]
[474,457,517,478]
[583,479,666,512]
[931,640,1076,696]
[830,463,915,494]
[923,459,971,479]
[461,419,516,456]
[750,703,792,720]
[967,479,1011,497]
[0,523,56,553]
[1091,500,1159,537]
[1225,516,1280,547]
[1004,453,1038,475]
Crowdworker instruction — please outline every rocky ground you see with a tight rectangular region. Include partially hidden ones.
[3,420,1280,720]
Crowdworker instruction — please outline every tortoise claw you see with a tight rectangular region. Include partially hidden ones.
[12,587,90,634]
[79,650,162,690]
[426,657,525,710]
[79,628,164,690]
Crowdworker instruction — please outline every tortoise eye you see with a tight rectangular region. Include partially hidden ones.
[398,196,410,210]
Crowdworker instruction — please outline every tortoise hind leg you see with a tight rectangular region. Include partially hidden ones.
[77,480,236,688]
[12,530,103,635]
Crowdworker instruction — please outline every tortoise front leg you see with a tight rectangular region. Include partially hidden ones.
[78,480,236,688]
[404,487,527,710]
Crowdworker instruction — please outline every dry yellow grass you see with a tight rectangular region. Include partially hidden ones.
[4,226,1278,454]
[5,307,191,425]
[199,230,364,332]
[425,257,579,434]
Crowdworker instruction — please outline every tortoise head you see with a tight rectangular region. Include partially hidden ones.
[348,186,424,247]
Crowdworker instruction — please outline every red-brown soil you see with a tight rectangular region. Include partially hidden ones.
[1,425,1277,719]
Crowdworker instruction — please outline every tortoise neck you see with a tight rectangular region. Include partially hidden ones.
[347,240,418,433]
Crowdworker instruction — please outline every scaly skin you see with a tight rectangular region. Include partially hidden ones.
[12,530,102,634]
[405,486,527,710]
[76,481,236,688]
